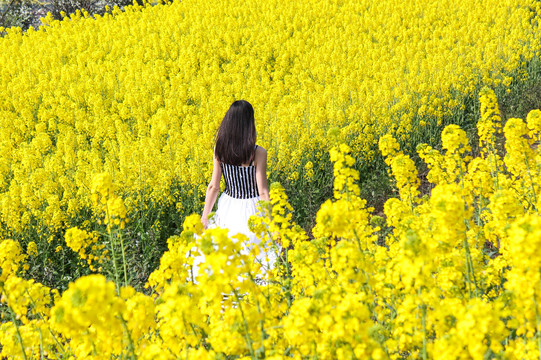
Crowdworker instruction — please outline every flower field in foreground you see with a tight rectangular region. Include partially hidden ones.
[2,90,541,359]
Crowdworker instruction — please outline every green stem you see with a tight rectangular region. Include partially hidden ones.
[155,331,178,359]
[265,223,292,311]
[283,248,293,312]
[38,325,44,360]
[254,290,267,358]
[421,304,428,360]
[119,230,128,287]
[0,283,29,360]
[487,143,500,191]
[24,289,66,356]
[269,233,292,311]
[8,308,28,360]
[524,152,538,211]
[352,228,364,253]
[458,153,481,298]
[463,236,473,299]
[106,208,120,293]
[312,340,319,359]
[468,248,479,296]
[120,316,136,359]
[187,321,206,349]
[535,274,541,360]
[231,286,256,359]
[346,342,359,360]
[463,230,480,297]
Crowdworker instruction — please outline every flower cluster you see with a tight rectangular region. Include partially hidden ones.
[91,173,128,229]
[64,227,107,271]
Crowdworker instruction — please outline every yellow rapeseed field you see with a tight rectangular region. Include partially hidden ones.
[2,90,541,358]
[0,0,539,236]
[2,0,541,358]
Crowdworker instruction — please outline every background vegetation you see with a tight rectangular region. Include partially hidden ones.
[0,0,135,30]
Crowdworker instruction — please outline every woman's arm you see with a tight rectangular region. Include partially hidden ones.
[201,153,222,228]
[255,146,269,202]
[255,147,280,245]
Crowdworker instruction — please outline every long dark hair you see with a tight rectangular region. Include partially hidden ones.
[215,100,257,166]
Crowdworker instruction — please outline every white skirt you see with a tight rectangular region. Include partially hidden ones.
[213,193,261,244]
[190,193,280,282]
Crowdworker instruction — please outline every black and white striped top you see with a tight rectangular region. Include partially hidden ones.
[220,147,259,199]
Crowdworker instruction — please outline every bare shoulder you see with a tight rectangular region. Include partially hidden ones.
[255,145,267,167]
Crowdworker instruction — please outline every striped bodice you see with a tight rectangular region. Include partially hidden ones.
[221,162,259,199]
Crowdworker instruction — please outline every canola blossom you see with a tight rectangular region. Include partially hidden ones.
[2,91,541,359]
[3,0,541,358]
[0,0,540,243]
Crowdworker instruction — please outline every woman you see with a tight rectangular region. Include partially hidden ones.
[198,100,277,278]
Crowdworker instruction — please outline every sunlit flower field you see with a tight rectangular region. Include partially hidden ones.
[2,0,541,358]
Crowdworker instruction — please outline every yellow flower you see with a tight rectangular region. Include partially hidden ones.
[0,240,26,282]
[26,241,38,257]
[50,274,126,358]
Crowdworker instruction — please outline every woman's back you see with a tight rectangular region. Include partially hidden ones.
[221,162,259,199]
[220,145,259,199]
